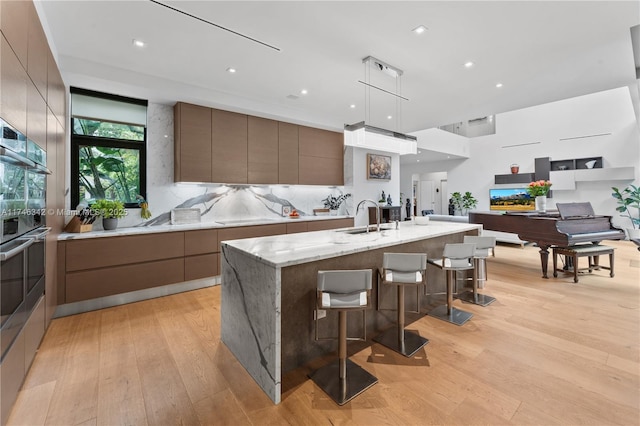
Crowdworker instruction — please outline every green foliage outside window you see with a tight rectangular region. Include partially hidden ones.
[73,118,144,204]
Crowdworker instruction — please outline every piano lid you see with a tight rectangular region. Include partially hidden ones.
[557,202,595,219]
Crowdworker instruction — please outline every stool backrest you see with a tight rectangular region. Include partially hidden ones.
[317,269,373,293]
[463,235,496,255]
[383,253,427,284]
[442,243,476,268]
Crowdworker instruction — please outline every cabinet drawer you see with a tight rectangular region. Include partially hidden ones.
[184,229,218,256]
[185,253,219,281]
[307,218,353,232]
[286,222,308,234]
[65,233,185,272]
[66,258,185,303]
[1,332,25,426]
[24,296,45,370]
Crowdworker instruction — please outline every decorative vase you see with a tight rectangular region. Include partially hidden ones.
[102,217,118,230]
[535,196,547,212]
[330,209,338,216]
[510,164,519,174]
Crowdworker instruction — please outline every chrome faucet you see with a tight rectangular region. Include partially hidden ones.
[356,199,380,233]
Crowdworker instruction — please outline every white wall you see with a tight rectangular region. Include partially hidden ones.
[345,147,400,226]
[412,128,470,158]
[412,87,639,229]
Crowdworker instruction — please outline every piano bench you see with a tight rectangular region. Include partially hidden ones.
[552,244,615,283]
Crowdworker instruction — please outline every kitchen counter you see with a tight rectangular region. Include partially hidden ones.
[223,221,481,267]
[57,215,352,240]
[220,221,481,403]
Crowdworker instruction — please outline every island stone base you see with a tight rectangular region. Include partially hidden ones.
[221,225,479,403]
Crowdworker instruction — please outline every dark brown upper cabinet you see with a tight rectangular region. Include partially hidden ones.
[212,108,248,184]
[1,35,28,134]
[27,3,48,99]
[248,116,278,184]
[173,104,343,186]
[278,121,299,184]
[298,126,344,185]
[174,102,212,182]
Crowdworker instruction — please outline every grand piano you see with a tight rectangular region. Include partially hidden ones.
[469,202,625,278]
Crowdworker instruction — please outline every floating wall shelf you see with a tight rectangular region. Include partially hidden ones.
[549,166,636,190]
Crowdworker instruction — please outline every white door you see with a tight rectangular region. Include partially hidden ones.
[419,180,435,215]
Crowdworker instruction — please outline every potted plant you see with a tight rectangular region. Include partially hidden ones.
[91,199,127,230]
[526,180,552,212]
[322,193,351,215]
[462,191,478,214]
[611,185,640,239]
[450,191,477,216]
[451,192,463,215]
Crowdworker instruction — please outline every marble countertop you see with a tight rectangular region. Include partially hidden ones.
[222,221,482,268]
[58,215,352,240]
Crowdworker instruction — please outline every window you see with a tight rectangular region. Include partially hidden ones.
[70,88,147,208]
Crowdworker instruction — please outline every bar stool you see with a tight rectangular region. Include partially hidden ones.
[456,236,497,306]
[373,253,429,357]
[309,269,378,405]
[427,243,476,325]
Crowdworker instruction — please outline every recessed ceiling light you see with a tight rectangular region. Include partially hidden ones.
[300,89,308,95]
[226,67,237,73]
[417,159,421,162]
[387,115,392,120]
[132,39,145,48]
[418,150,422,154]
[496,83,503,88]
[464,61,474,68]
[412,25,428,34]
[350,104,356,109]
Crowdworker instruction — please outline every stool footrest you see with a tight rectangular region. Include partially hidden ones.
[373,328,429,357]
[456,291,496,307]
[309,359,378,406]
[428,305,473,326]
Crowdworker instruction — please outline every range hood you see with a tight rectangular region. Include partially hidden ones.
[344,121,417,155]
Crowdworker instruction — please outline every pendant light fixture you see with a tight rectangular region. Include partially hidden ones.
[344,56,417,155]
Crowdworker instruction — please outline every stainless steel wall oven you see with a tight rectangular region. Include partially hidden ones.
[1,118,51,424]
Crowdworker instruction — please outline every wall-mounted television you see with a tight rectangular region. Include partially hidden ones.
[489,188,535,211]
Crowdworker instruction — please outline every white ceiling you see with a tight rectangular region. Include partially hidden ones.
[37,1,639,145]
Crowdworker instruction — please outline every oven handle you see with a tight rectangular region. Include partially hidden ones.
[0,238,35,261]
[30,227,52,241]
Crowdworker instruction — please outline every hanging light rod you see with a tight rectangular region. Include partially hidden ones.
[357,81,410,101]
[149,0,281,52]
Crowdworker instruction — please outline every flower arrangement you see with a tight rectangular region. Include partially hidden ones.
[526,180,552,197]
[322,193,351,210]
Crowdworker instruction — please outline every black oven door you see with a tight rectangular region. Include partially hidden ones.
[0,237,33,359]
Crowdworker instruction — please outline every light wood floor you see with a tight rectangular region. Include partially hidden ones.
[8,240,640,425]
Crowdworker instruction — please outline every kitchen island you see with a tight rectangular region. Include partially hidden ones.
[220,221,481,403]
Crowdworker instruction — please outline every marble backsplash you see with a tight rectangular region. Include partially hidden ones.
[112,103,352,229]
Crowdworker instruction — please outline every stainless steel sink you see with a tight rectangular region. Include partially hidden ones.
[336,225,393,235]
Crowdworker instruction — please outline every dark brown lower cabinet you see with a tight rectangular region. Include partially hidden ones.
[65,258,185,303]
[185,253,219,281]
[58,219,355,305]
